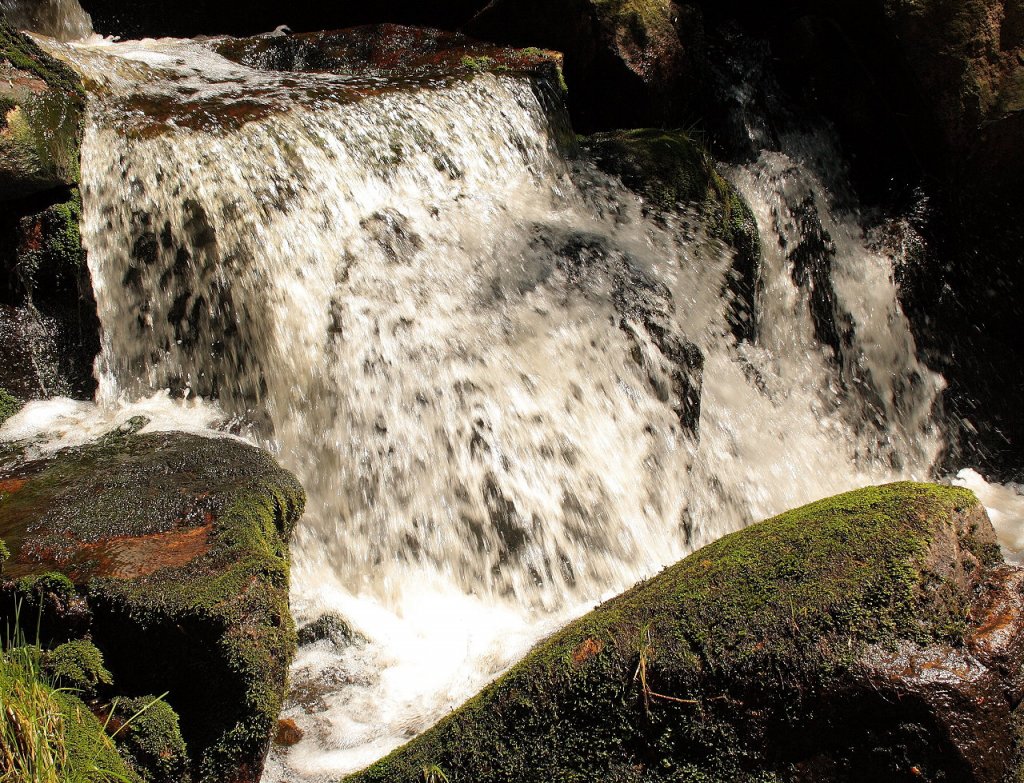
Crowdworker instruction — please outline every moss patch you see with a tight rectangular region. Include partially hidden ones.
[42,639,113,694]
[345,482,990,783]
[0,388,20,425]
[0,18,84,197]
[110,696,189,783]
[0,645,138,782]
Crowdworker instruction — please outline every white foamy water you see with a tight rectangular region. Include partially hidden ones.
[954,468,1024,563]
[20,34,971,781]
[0,392,237,453]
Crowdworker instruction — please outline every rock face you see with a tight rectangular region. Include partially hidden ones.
[0,425,306,783]
[345,483,1024,783]
[0,18,81,199]
[0,19,99,406]
[469,0,693,129]
[216,24,564,86]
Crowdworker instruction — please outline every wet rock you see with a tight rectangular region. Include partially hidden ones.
[217,24,565,87]
[580,128,760,341]
[297,613,366,649]
[468,0,696,129]
[274,718,304,747]
[344,482,1024,783]
[0,18,82,199]
[1,21,99,402]
[0,428,306,783]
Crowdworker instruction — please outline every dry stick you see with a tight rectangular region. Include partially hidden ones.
[634,642,699,712]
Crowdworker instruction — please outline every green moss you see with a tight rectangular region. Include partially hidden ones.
[460,55,495,71]
[0,646,138,782]
[43,639,113,693]
[581,129,758,251]
[111,696,189,783]
[0,388,20,425]
[344,482,985,783]
[0,19,84,193]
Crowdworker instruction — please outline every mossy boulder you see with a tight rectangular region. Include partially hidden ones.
[0,17,83,200]
[0,428,306,783]
[580,128,760,340]
[345,482,1024,783]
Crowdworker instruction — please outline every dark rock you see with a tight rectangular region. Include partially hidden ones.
[0,428,306,783]
[297,612,366,649]
[468,0,696,130]
[580,128,761,341]
[344,482,1023,783]
[217,24,565,87]
[1,21,99,402]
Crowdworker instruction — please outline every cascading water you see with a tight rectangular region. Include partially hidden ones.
[17,26,1019,783]
[0,0,91,41]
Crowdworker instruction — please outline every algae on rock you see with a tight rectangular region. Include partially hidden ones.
[345,482,1022,783]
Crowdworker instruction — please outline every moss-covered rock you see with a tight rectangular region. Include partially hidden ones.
[110,696,190,783]
[0,428,306,783]
[216,24,564,88]
[0,17,83,200]
[580,128,760,340]
[345,482,1024,783]
[0,21,98,402]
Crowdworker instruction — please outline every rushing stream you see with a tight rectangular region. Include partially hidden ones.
[1,14,1020,781]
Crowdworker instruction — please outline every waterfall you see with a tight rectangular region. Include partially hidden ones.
[33,34,951,780]
[0,0,92,41]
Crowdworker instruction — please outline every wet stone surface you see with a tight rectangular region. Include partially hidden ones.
[0,425,286,581]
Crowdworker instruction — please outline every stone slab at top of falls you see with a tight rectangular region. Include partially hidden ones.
[0,420,306,783]
[41,23,566,140]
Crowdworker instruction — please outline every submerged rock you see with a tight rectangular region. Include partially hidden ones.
[345,482,1024,783]
[580,128,760,341]
[0,428,306,783]
[297,612,367,649]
